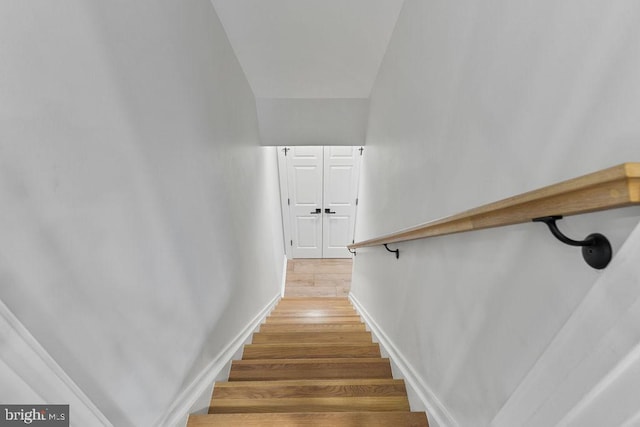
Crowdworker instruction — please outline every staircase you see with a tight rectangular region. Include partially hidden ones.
[187,297,429,426]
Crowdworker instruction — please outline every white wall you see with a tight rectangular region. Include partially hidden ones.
[256,98,369,146]
[353,1,640,426]
[0,1,284,426]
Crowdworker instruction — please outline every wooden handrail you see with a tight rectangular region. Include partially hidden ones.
[349,163,640,250]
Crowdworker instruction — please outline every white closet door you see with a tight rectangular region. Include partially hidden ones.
[279,146,361,259]
[287,146,324,258]
[322,146,361,258]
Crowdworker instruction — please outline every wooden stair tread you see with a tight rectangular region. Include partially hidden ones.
[272,304,355,310]
[269,310,358,317]
[279,297,351,302]
[213,379,408,398]
[276,301,352,308]
[188,411,429,426]
[275,303,353,310]
[209,396,410,413]
[259,323,366,333]
[280,297,349,302]
[229,358,393,381]
[265,315,362,324]
[252,331,372,344]
[242,343,381,359]
[274,301,353,307]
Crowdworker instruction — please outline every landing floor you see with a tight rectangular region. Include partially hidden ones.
[284,259,353,297]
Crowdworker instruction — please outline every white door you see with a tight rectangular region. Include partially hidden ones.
[286,146,324,258]
[279,146,361,259]
[322,146,361,258]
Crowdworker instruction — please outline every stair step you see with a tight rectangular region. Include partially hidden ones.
[274,300,353,310]
[279,297,351,303]
[272,302,355,309]
[212,379,408,399]
[259,323,366,333]
[242,343,380,359]
[229,358,393,381]
[269,308,358,317]
[209,396,410,413]
[265,315,362,324]
[188,411,429,426]
[275,300,353,310]
[211,378,409,413]
[252,331,372,344]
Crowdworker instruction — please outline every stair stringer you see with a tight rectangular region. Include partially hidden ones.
[156,293,281,427]
[349,293,458,427]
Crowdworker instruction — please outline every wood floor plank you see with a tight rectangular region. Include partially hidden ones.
[242,343,380,359]
[284,287,340,297]
[313,273,352,288]
[188,412,429,427]
[291,260,353,275]
[229,358,393,381]
[293,266,353,275]
[283,273,315,287]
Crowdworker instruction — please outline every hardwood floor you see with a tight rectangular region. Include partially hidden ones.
[284,259,352,297]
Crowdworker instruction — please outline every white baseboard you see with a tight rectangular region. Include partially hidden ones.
[156,293,281,427]
[281,255,288,297]
[0,298,112,426]
[349,293,458,427]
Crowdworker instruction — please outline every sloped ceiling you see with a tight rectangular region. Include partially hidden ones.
[211,0,405,144]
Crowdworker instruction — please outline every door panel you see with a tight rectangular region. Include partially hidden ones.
[296,217,321,248]
[325,167,354,204]
[287,146,323,258]
[325,215,351,247]
[322,146,361,258]
[292,166,321,204]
